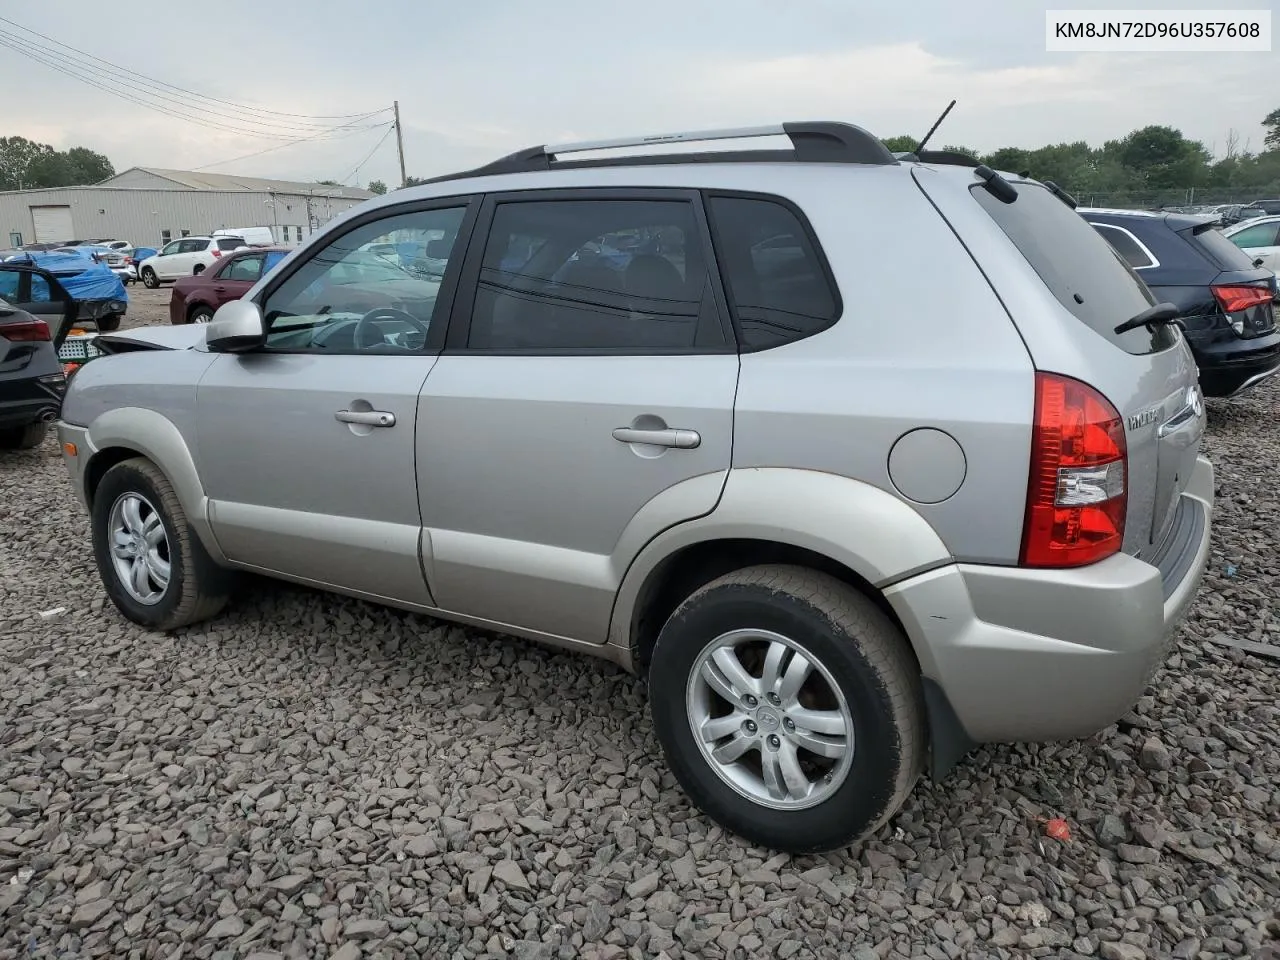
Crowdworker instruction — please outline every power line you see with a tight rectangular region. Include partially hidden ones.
[0,33,388,141]
[0,28,389,136]
[195,121,395,172]
[338,124,397,186]
[0,15,386,122]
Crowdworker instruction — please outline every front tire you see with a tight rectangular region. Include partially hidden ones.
[96,313,122,332]
[91,457,232,631]
[0,421,48,449]
[141,267,159,289]
[648,565,925,854]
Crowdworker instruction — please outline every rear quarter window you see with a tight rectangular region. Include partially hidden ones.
[973,183,1175,355]
[706,195,840,350]
[1089,223,1155,269]
[217,237,245,251]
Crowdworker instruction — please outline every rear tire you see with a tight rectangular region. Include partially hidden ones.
[141,267,159,289]
[192,264,205,276]
[648,564,926,854]
[188,306,214,324]
[0,421,48,450]
[91,457,233,631]
[96,313,122,332]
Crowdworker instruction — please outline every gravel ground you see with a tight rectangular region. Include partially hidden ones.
[2,325,1279,959]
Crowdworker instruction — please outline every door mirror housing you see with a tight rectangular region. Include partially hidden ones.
[206,299,265,353]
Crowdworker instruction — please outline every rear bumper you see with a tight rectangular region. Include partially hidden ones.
[1191,334,1280,398]
[0,364,66,429]
[886,454,1213,748]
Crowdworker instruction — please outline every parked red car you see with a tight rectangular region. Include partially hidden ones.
[168,246,290,325]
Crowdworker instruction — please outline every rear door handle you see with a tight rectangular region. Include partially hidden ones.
[612,426,701,449]
[335,409,396,428]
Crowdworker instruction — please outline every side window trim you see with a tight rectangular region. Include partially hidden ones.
[249,194,480,357]
[442,186,738,356]
[1090,222,1159,270]
[701,188,843,353]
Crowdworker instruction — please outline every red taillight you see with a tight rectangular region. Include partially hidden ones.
[0,318,51,342]
[1020,372,1127,568]
[1211,284,1272,314]
[211,248,222,258]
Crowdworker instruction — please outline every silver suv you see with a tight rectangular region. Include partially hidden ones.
[55,123,1213,853]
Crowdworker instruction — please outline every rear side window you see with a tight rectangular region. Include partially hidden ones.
[973,183,1174,355]
[1090,223,1155,269]
[469,199,722,352]
[1228,221,1280,248]
[707,196,839,349]
[217,237,244,252]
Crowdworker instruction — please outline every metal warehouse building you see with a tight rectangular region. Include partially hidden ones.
[0,168,373,250]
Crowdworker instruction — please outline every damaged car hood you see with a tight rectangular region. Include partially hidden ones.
[95,324,208,353]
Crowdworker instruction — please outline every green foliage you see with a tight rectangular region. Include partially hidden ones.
[1265,108,1280,149]
[401,176,430,188]
[0,136,113,189]
[367,179,387,195]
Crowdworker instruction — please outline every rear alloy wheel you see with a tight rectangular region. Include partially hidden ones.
[96,313,122,332]
[0,421,48,449]
[141,267,159,289]
[91,457,233,631]
[648,564,925,854]
[188,306,214,324]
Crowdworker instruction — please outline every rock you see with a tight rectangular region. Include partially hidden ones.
[206,917,246,939]
[626,871,661,900]
[311,818,335,842]
[493,860,531,893]
[1139,736,1172,772]
[470,811,506,833]
[1117,843,1160,864]
[1203,884,1234,910]
[69,899,112,929]
[344,917,389,940]
[329,945,362,960]
[257,791,285,812]
[583,902,611,941]
[1099,943,1146,960]
[1096,814,1129,847]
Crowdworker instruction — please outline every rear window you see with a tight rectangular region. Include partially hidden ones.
[217,237,244,251]
[973,182,1175,355]
[1192,224,1267,271]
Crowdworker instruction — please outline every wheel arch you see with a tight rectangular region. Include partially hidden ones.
[83,407,225,563]
[609,467,975,780]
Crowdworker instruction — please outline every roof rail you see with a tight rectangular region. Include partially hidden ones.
[421,121,898,184]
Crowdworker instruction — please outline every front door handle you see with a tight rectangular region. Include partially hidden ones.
[612,426,701,449]
[335,409,396,428]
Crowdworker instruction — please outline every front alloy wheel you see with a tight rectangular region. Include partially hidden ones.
[106,491,171,605]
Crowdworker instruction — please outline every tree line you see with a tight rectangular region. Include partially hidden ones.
[0,136,114,190]
[882,107,1280,208]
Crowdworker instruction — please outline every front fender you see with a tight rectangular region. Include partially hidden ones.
[84,406,224,563]
[607,467,954,655]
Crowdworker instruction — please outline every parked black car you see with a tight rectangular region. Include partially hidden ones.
[1250,199,1280,216]
[0,296,67,449]
[1081,208,1280,398]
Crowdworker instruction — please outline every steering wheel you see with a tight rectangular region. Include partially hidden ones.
[352,307,429,350]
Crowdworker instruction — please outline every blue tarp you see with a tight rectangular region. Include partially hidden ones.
[7,250,128,303]
[134,247,158,263]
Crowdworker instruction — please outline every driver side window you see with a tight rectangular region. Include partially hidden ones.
[260,205,467,354]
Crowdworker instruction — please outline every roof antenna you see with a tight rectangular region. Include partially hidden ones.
[914,99,957,155]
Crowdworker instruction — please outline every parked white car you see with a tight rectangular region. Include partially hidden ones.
[214,227,276,247]
[138,236,247,287]
[1222,215,1280,273]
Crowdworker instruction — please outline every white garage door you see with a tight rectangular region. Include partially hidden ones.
[30,205,74,243]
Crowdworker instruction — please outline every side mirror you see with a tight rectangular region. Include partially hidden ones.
[206,299,265,353]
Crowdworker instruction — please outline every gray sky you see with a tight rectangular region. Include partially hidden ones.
[0,1,1274,187]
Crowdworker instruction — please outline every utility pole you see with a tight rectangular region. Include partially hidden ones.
[393,100,407,188]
